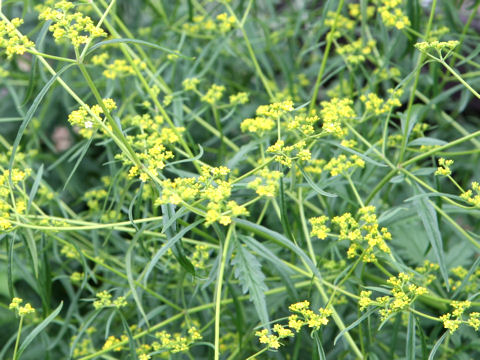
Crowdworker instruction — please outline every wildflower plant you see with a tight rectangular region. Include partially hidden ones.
[2,0,480,359]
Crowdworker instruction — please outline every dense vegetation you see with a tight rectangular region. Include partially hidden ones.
[1,0,480,359]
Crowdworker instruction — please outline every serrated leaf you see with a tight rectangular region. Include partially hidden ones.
[231,242,270,329]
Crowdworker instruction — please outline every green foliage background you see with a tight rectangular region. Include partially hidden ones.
[1,0,480,359]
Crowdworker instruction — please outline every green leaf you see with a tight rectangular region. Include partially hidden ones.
[313,331,327,360]
[17,302,63,358]
[232,241,270,329]
[297,163,337,197]
[86,38,193,59]
[126,227,150,327]
[9,64,75,175]
[143,219,203,285]
[428,331,448,360]
[235,219,322,281]
[334,307,376,345]
[413,187,449,290]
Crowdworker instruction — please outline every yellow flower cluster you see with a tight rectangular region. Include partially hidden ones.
[448,265,480,293]
[229,92,249,105]
[324,154,365,177]
[359,273,427,320]
[152,327,202,353]
[348,4,376,19]
[255,300,332,350]
[38,0,107,48]
[121,113,185,181]
[247,168,283,197]
[91,52,109,65]
[70,271,84,282]
[257,100,294,118]
[0,168,31,230]
[435,158,453,176]
[103,59,136,79]
[182,77,200,91]
[415,40,459,53]
[378,0,411,30]
[9,297,36,316]
[286,112,320,136]
[332,206,391,262]
[201,84,225,105]
[310,215,330,240]
[319,98,355,137]
[460,182,480,207]
[103,335,128,352]
[267,140,311,167]
[240,117,275,134]
[67,98,117,137]
[156,166,248,226]
[0,18,35,58]
[302,159,327,175]
[241,100,294,135]
[84,188,108,210]
[182,13,236,34]
[415,260,439,286]
[360,89,403,115]
[93,290,128,309]
[61,243,79,259]
[324,11,355,39]
[288,301,332,331]
[190,245,210,269]
[440,300,474,333]
[255,326,293,350]
[337,39,376,65]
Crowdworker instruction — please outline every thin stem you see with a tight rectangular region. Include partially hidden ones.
[214,225,234,360]
[12,316,23,360]
[309,0,345,112]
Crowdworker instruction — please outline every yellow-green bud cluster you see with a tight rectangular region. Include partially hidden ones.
[267,140,311,167]
[0,18,35,58]
[0,168,31,230]
[255,300,332,350]
[9,297,36,316]
[331,206,391,262]
[435,158,453,176]
[151,327,202,354]
[156,166,248,226]
[360,89,403,115]
[310,215,330,240]
[38,0,107,48]
[182,13,236,34]
[324,154,365,177]
[337,39,376,65]
[320,98,355,137]
[67,98,117,137]
[439,300,476,333]
[359,273,428,320]
[93,290,128,309]
[201,84,226,105]
[247,168,283,197]
[378,0,411,30]
[460,182,480,207]
[415,40,459,53]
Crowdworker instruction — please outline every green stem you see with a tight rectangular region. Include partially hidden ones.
[214,225,234,360]
[397,0,437,164]
[12,316,23,360]
[309,0,345,112]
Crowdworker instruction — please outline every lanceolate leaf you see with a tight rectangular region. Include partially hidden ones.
[413,187,449,290]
